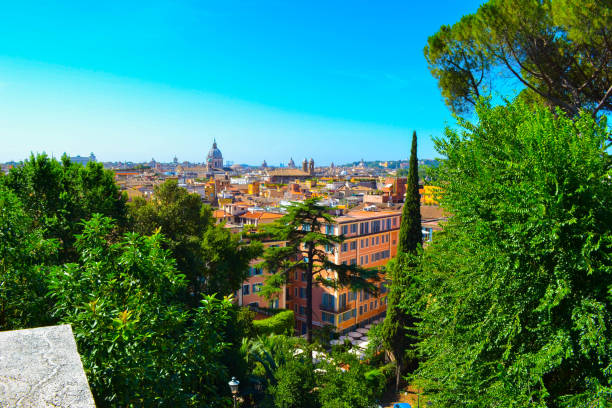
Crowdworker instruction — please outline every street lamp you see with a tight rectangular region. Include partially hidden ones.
[228,376,240,408]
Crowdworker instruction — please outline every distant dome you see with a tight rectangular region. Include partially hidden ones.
[207,141,223,160]
[230,163,243,170]
[206,140,224,170]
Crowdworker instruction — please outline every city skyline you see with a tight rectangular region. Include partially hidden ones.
[0,1,485,164]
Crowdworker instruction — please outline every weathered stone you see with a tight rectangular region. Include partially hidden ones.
[0,324,96,407]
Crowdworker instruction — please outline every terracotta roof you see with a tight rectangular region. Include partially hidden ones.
[213,210,229,218]
[240,211,284,220]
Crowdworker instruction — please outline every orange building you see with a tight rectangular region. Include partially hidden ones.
[288,207,402,335]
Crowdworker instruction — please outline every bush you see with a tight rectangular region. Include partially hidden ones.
[253,310,295,336]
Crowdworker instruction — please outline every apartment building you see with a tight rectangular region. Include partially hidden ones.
[289,206,402,335]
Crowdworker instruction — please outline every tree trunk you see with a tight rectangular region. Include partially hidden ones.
[395,360,400,393]
[306,248,313,343]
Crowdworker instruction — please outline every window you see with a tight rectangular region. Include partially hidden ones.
[270,299,279,309]
[393,217,397,226]
[253,283,263,293]
[364,291,371,301]
[341,225,348,235]
[294,288,298,297]
[381,282,388,294]
[365,239,369,248]
[364,255,368,264]
[372,220,380,233]
[294,271,299,280]
[350,241,357,250]
[387,218,391,229]
[339,293,347,309]
[322,293,335,308]
[374,300,378,309]
[370,301,374,310]
[363,304,368,312]
[301,272,306,282]
[348,291,357,301]
[376,236,379,245]
[350,223,358,234]
[360,239,364,249]
[350,258,357,265]
[302,223,311,231]
[371,254,374,262]
[360,222,369,235]
[299,306,306,315]
[322,311,335,324]
[299,288,306,299]
[341,243,348,252]
[360,256,363,264]
[326,224,335,235]
[242,285,250,295]
[339,309,356,323]
[341,260,347,265]
[249,267,262,276]
[359,306,363,315]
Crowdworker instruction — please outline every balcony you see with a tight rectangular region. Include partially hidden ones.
[319,303,336,312]
[319,301,355,313]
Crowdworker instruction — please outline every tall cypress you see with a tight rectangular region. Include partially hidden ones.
[382,130,423,392]
[398,130,422,253]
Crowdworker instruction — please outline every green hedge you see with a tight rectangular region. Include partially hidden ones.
[252,309,294,336]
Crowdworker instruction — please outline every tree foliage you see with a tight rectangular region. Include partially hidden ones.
[411,99,612,406]
[48,215,239,407]
[130,179,261,299]
[424,0,612,117]
[262,198,379,342]
[0,186,58,330]
[1,154,127,262]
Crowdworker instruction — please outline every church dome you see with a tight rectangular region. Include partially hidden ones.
[207,141,223,160]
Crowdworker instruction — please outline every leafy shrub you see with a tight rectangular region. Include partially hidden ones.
[253,309,294,336]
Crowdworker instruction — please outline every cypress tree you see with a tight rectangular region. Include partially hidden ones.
[397,130,422,253]
[381,130,423,392]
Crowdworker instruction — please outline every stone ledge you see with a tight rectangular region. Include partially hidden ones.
[0,324,96,407]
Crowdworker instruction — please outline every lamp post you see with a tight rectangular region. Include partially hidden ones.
[228,376,240,408]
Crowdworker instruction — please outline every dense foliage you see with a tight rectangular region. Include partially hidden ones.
[410,100,612,406]
[130,179,262,300]
[1,154,127,262]
[424,0,612,117]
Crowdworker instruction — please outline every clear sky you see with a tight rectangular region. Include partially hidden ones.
[0,1,485,165]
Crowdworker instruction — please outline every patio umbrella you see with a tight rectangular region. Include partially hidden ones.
[348,331,362,339]
[357,340,370,349]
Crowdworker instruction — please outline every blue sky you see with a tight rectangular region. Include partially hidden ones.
[0,1,485,165]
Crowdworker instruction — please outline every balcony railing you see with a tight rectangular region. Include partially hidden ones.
[319,301,355,313]
[319,303,335,312]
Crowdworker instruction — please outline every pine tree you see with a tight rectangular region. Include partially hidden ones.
[261,198,379,343]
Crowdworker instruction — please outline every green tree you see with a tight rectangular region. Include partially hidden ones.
[412,100,612,406]
[261,198,379,343]
[424,0,612,118]
[398,131,422,253]
[316,352,386,408]
[381,131,423,392]
[0,186,58,330]
[130,179,261,300]
[1,154,127,262]
[48,214,239,407]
